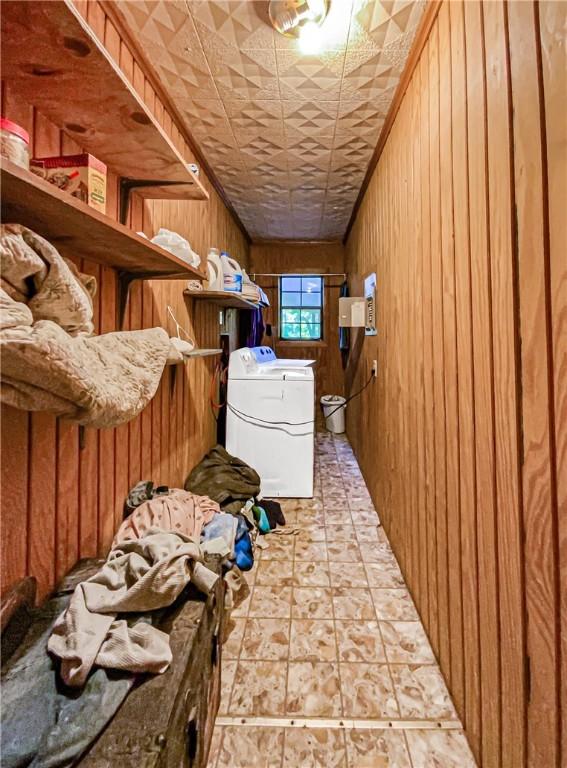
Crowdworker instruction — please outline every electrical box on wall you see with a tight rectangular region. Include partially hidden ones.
[338,272,377,335]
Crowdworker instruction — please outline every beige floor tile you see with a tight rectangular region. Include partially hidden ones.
[340,662,399,718]
[283,727,347,767]
[325,523,357,541]
[324,509,353,525]
[327,541,363,562]
[355,525,388,544]
[390,664,457,719]
[249,586,292,618]
[335,620,386,662]
[292,586,334,619]
[240,618,290,660]
[286,661,342,716]
[217,725,284,768]
[364,563,406,589]
[261,537,295,560]
[405,730,477,767]
[295,541,328,561]
[256,559,294,586]
[380,621,436,664]
[329,561,368,588]
[229,661,287,715]
[350,510,381,526]
[231,587,253,617]
[359,543,399,565]
[219,660,238,715]
[372,588,419,621]
[333,587,376,620]
[293,561,332,587]
[296,523,327,542]
[223,617,246,659]
[344,729,412,767]
[289,619,337,661]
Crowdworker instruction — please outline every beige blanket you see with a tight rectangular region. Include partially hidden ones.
[48,529,218,688]
[0,225,172,427]
[113,489,220,548]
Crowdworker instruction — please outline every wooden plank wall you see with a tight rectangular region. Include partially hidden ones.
[250,241,346,398]
[0,0,249,602]
[344,2,566,767]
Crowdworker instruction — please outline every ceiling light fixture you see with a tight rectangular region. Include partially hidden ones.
[269,0,329,41]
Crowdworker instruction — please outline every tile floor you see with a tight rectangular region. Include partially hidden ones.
[207,431,478,768]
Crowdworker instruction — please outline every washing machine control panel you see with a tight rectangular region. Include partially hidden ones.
[249,346,276,363]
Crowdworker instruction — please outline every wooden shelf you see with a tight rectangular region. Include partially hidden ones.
[0,0,208,202]
[1,160,206,281]
[184,349,223,359]
[184,290,261,310]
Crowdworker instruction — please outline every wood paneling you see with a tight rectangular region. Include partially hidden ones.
[344,2,565,767]
[250,242,346,399]
[0,0,248,601]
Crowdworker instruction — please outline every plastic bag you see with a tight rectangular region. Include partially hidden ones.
[151,228,201,268]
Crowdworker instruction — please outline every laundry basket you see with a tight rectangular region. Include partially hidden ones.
[320,395,346,434]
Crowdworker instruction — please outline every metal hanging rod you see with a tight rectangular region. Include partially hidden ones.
[251,272,346,278]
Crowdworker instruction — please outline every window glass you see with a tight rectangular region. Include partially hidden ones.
[280,275,323,340]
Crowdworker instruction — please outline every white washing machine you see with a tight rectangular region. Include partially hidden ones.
[226,346,315,498]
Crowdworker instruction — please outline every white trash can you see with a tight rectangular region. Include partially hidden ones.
[320,395,346,434]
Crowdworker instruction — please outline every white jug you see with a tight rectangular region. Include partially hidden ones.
[206,248,224,292]
[221,252,243,293]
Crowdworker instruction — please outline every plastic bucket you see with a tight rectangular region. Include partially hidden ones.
[320,395,346,434]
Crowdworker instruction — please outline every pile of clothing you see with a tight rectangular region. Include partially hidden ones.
[184,445,287,572]
[0,224,187,427]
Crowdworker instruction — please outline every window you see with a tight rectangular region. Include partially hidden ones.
[280,275,323,340]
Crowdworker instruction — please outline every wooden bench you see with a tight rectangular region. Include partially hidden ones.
[2,556,225,768]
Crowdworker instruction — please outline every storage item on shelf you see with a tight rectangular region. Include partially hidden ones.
[186,279,203,292]
[151,228,200,268]
[221,251,243,293]
[0,118,29,169]
[0,224,172,427]
[241,269,262,303]
[30,153,107,213]
[205,247,224,291]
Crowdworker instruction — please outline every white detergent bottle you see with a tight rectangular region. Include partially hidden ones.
[206,247,224,292]
[221,251,243,293]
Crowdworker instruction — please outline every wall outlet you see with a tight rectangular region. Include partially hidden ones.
[371,359,378,377]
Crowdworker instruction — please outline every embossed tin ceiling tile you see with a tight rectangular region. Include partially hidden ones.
[206,46,280,100]
[242,150,289,174]
[276,49,345,101]
[286,137,334,164]
[348,0,421,51]
[188,2,276,51]
[224,98,283,130]
[282,101,338,137]
[175,97,231,133]
[239,135,287,160]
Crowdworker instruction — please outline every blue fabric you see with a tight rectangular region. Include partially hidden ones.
[1,595,133,768]
[253,505,271,534]
[234,533,253,571]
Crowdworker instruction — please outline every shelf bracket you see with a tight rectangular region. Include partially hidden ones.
[117,270,183,329]
[119,178,192,225]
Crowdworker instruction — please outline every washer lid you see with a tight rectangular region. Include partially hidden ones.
[228,346,316,379]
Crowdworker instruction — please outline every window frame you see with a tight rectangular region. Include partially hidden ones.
[279,274,324,342]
